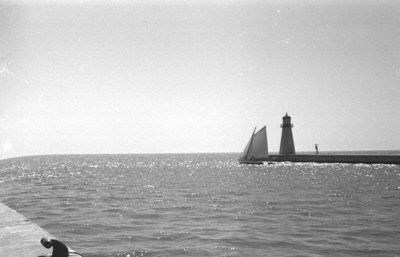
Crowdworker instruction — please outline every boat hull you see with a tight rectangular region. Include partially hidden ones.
[238,160,264,165]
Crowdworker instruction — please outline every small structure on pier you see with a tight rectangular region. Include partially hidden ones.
[315,144,319,154]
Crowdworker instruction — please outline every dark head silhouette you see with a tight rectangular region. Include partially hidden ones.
[40,237,69,257]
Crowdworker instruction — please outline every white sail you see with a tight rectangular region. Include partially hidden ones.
[247,126,268,160]
[238,136,252,162]
[238,126,268,163]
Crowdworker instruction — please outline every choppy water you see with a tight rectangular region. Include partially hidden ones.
[1,154,400,257]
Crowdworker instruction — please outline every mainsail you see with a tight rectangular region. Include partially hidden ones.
[238,126,268,163]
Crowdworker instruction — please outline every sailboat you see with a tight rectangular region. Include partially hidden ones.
[238,126,268,164]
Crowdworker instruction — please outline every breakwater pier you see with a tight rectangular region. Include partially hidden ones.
[272,114,400,164]
[267,153,400,164]
[0,202,74,257]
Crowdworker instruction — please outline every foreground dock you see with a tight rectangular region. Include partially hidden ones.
[0,202,70,257]
[267,154,400,164]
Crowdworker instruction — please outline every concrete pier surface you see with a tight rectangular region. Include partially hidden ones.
[0,202,72,257]
[267,154,400,164]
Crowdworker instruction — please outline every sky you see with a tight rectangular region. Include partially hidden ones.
[1,0,400,158]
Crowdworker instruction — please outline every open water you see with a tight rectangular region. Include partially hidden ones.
[0,153,399,257]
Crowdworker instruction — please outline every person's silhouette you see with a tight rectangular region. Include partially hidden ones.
[40,237,69,257]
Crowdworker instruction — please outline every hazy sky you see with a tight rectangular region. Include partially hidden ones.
[1,0,399,158]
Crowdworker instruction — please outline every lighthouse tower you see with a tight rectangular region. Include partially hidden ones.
[279,113,296,155]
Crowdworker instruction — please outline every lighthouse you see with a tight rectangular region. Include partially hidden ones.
[279,113,296,154]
